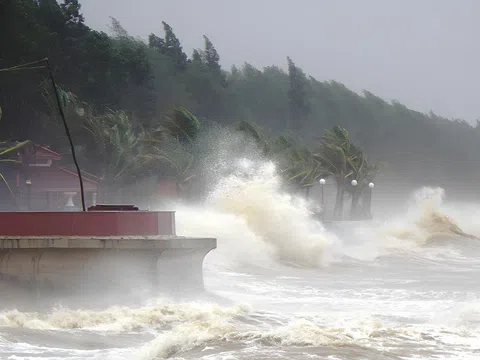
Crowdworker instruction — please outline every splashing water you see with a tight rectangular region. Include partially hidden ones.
[3,151,480,360]
[176,160,336,268]
[177,159,477,268]
[381,187,477,246]
[175,156,478,269]
[0,300,251,332]
[412,188,477,240]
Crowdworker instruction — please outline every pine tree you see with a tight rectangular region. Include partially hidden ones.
[191,49,202,63]
[109,16,128,38]
[60,0,84,25]
[162,21,187,72]
[287,56,310,130]
[203,35,226,87]
[148,33,165,52]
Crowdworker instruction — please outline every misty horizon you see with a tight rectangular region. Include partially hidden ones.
[79,0,480,124]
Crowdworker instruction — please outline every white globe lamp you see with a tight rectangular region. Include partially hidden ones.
[319,178,326,185]
[368,182,375,189]
[351,179,358,187]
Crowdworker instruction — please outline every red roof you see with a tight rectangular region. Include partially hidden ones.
[33,144,62,160]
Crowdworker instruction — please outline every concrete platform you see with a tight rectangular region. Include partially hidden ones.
[0,210,217,300]
[0,236,215,250]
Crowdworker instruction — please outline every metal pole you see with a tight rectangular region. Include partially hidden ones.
[45,58,86,211]
[370,190,373,219]
[0,58,87,211]
[321,184,324,220]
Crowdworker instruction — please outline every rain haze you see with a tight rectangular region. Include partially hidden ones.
[80,0,480,122]
[4,1,480,360]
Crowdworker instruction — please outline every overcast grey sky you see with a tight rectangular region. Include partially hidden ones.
[79,0,479,123]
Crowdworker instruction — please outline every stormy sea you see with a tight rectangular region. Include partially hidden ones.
[1,161,480,360]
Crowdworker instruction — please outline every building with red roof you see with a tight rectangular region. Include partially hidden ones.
[12,144,98,211]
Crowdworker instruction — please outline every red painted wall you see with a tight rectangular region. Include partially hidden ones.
[0,211,176,236]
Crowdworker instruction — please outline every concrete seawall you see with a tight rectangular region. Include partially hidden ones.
[0,211,217,301]
[0,236,216,296]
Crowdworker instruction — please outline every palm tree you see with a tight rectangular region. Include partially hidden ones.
[235,120,271,156]
[314,126,355,219]
[315,125,379,220]
[139,106,202,200]
[163,106,201,143]
[41,88,201,202]
[235,121,330,197]
[274,136,328,197]
[345,148,379,219]
[139,138,195,199]
[358,162,379,219]
[81,109,145,202]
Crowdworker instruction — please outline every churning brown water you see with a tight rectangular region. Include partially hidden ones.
[1,164,480,360]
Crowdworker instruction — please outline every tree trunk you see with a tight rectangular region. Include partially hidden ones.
[334,180,345,220]
[305,186,310,200]
[338,186,345,219]
[176,181,182,201]
[333,186,341,219]
[362,187,373,219]
[350,188,361,220]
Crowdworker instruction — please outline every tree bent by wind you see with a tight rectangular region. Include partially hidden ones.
[315,126,378,220]
[235,120,328,196]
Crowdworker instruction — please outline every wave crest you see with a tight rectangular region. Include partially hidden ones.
[177,161,335,268]
[0,301,251,332]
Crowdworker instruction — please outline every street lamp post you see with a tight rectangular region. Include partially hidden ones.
[366,182,375,219]
[319,178,326,220]
[350,179,358,220]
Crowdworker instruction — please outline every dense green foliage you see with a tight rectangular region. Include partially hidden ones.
[2,0,480,204]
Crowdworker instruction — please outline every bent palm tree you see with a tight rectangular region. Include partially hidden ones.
[235,120,271,156]
[151,106,201,145]
[139,138,195,199]
[140,106,202,200]
[235,122,328,196]
[316,125,379,220]
[314,126,353,219]
[275,137,327,196]
[81,110,145,201]
[346,152,379,219]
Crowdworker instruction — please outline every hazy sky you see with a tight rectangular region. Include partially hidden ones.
[79,0,479,123]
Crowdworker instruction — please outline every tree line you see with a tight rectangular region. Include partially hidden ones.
[2,0,480,206]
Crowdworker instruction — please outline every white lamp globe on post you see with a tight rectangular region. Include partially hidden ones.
[350,179,358,220]
[319,178,326,185]
[366,182,375,220]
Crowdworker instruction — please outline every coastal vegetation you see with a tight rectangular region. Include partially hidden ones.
[1,0,479,216]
